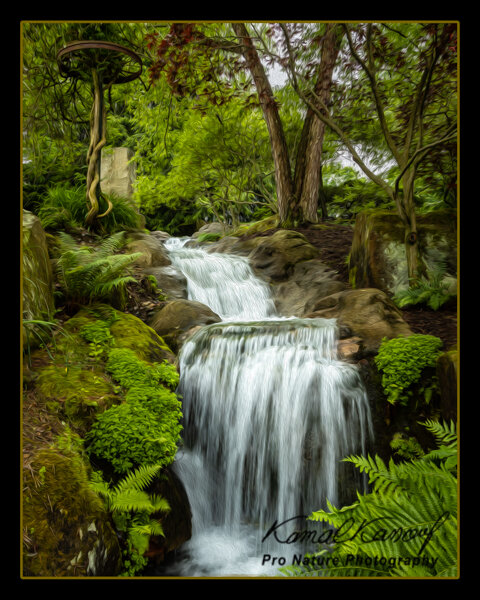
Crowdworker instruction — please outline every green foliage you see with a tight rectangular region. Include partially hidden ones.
[132,93,277,231]
[105,347,179,390]
[37,184,143,234]
[390,432,425,461]
[79,320,116,361]
[54,231,142,309]
[85,347,182,474]
[374,335,443,406]
[89,464,170,576]
[282,420,457,578]
[37,185,88,231]
[321,165,393,221]
[393,268,457,311]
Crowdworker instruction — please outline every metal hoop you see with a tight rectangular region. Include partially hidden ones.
[57,40,142,84]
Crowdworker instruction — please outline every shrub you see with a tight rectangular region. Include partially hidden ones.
[85,402,180,474]
[86,347,182,474]
[374,334,443,406]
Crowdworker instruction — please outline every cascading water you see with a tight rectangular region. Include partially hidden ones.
[157,237,373,576]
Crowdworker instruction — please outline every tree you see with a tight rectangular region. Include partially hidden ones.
[281,22,457,281]
[146,22,344,226]
[22,22,148,226]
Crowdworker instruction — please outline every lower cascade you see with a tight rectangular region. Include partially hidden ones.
[158,237,373,576]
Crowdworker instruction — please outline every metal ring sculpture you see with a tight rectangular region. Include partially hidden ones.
[57,41,142,226]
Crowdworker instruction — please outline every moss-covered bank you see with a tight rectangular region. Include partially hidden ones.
[22,304,190,577]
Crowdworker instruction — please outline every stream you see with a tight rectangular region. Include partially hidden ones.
[152,237,373,577]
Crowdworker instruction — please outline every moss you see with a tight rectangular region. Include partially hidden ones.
[109,310,174,363]
[230,215,280,237]
[23,432,121,577]
[36,364,118,433]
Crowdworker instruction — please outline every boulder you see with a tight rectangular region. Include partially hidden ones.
[144,265,188,300]
[23,210,56,348]
[126,232,171,268]
[148,299,221,353]
[23,443,122,577]
[337,336,364,362]
[307,288,413,355]
[248,230,320,282]
[150,230,171,242]
[206,234,264,256]
[192,221,231,238]
[272,259,346,317]
[348,209,457,295]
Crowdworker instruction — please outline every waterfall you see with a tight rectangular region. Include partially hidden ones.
[159,237,373,576]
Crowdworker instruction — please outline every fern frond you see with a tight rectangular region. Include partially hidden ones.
[95,231,127,258]
[114,463,162,495]
[420,419,457,447]
[109,489,155,513]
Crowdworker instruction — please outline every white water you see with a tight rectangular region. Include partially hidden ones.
[159,237,373,577]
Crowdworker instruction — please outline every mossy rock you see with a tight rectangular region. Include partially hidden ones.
[230,215,280,238]
[109,311,175,363]
[23,436,121,577]
[36,365,118,433]
[348,209,457,295]
[64,304,176,364]
[22,210,56,349]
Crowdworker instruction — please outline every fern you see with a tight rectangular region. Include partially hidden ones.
[90,464,170,575]
[54,232,142,308]
[393,267,456,311]
[284,421,458,578]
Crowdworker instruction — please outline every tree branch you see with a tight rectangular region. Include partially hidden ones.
[394,125,457,198]
[280,23,394,200]
[343,24,403,165]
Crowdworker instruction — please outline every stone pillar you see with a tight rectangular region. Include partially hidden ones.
[100,147,136,199]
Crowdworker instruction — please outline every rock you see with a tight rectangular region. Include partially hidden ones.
[436,350,458,422]
[145,467,192,565]
[207,235,264,256]
[272,259,346,317]
[337,336,364,361]
[144,265,188,300]
[148,299,221,353]
[192,221,231,238]
[23,442,122,577]
[22,210,55,347]
[307,288,413,354]
[150,230,171,242]
[349,208,457,295]
[126,232,172,268]
[248,230,320,282]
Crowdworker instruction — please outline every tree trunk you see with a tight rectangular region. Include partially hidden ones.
[293,24,343,224]
[397,169,426,283]
[232,23,294,225]
[85,69,112,227]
